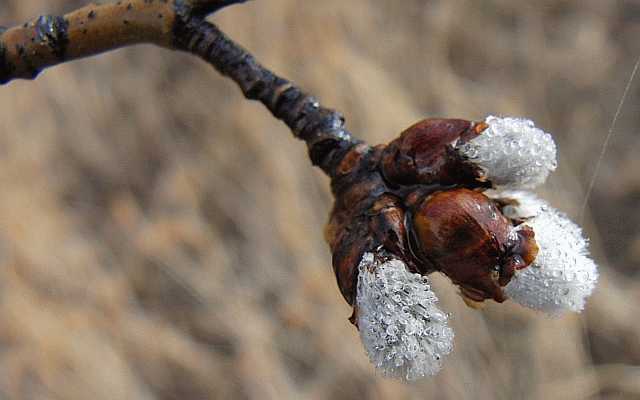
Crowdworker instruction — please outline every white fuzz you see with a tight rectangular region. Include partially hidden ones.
[501,193,598,315]
[456,116,557,189]
[356,252,454,380]
[492,189,547,219]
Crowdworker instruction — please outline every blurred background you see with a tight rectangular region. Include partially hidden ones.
[0,0,638,399]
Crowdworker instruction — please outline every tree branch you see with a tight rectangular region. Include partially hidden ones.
[0,0,361,177]
[172,17,362,176]
[0,0,177,82]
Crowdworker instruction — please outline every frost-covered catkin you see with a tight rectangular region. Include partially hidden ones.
[457,116,557,189]
[356,252,454,380]
[498,192,599,314]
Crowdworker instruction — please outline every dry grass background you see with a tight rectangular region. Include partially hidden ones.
[0,0,638,399]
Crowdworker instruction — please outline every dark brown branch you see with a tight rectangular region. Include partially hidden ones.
[172,17,361,176]
[0,0,360,177]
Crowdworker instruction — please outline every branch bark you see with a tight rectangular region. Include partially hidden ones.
[0,0,361,177]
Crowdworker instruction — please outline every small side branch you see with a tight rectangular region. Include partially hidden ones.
[0,0,360,177]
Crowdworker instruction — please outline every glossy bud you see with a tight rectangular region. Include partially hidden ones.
[381,118,487,186]
[410,188,538,303]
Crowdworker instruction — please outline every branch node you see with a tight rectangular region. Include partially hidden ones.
[34,15,70,59]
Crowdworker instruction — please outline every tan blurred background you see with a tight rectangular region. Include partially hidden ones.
[0,0,638,399]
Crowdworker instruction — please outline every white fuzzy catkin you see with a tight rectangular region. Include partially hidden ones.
[356,252,454,380]
[456,116,557,189]
[499,192,599,315]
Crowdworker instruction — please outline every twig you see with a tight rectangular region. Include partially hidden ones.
[0,0,360,177]
[0,1,602,380]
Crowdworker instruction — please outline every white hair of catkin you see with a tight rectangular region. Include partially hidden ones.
[355,252,454,380]
[456,116,557,189]
[496,191,598,315]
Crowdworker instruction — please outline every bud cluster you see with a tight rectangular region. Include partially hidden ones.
[326,115,598,380]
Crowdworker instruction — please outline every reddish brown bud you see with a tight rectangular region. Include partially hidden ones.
[380,118,485,186]
[409,188,538,303]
